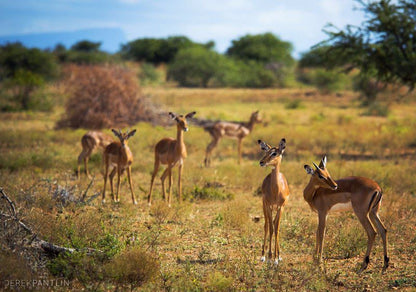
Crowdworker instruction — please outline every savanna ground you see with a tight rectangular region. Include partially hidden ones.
[1,87,416,291]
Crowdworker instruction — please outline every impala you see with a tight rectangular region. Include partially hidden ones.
[258,138,290,265]
[148,111,196,206]
[102,129,137,205]
[303,156,389,272]
[77,131,113,179]
[203,111,262,166]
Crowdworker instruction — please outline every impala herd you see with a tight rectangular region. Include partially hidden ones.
[77,110,389,273]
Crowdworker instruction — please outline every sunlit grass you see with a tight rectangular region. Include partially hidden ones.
[1,87,416,290]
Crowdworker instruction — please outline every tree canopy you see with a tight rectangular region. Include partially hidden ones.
[316,0,416,90]
[120,36,214,64]
[226,32,294,66]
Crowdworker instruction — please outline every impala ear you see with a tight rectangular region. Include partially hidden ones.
[278,138,286,153]
[111,129,121,139]
[168,112,178,121]
[127,129,136,138]
[257,140,271,151]
[185,111,196,119]
[304,165,315,175]
[319,155,327,169]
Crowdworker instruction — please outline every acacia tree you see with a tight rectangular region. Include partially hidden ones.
[316,0,416,101]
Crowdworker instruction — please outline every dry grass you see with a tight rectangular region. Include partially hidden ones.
[1,87,416,290]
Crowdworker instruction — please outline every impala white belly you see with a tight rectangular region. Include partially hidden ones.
[329,202,353,212]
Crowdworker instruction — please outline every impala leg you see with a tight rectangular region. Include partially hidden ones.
[127,166,137,205]
[237,138,242,164]
[369,210,389,272]
[261,202,269,262]
[205,138,218,167]
[148,157,160,206]
[109,167,116,202]
[115,167,122,203]
[266,206,274,261]
[356,211,377,273]
[77,148,91,179]
[273,206,283,265]
[316,212,327,264]
[102,160,109,204]
[160,167,170,202]
[178,163,183,203]
[370,211,389,272]
[168,168,173,206]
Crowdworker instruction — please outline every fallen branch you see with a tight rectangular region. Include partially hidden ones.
[0,188,102,256]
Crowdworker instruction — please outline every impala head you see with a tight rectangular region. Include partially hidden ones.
[169,111,196,132]
[111,129,136,148]
[251,110,262,124]
[304,155,338,190]
[258,138,286,167]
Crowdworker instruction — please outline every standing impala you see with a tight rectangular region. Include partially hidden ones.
[203,111,262,166]
[258,138,290,265]
[102,129,137,205]
[77,131,113,179]
[303,156,389,272]
[148,111,196,206]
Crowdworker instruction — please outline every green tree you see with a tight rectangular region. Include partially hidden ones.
[70,40,101,52]
[226,33,295,87]
[316,0,416,100]
[0,43,58,110]
[120,36,214,64]
[168,46,222,87]
[226,33,294,66]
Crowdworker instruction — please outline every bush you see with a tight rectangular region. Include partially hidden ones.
[138,62,163,85]
[105,247,159,290]
[297,68,350,93]
[168,46,222,87]
[57,64,150,129]
[189,186,234,201]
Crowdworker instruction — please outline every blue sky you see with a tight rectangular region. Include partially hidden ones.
[0,0,366,57]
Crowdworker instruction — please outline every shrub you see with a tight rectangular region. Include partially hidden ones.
[57,65,152,129]
[138,62,163,85]
[362,101,390,117]
[189,186,234,201]
[105,247,159,290]
[206,271,233,291]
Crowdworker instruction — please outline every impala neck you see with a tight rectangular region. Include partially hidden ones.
[175,124,185,154]
[303,178,319,204]
[245,117,255,132]
[270,161,282,191]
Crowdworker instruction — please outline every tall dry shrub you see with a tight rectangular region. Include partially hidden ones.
[57,64,149,129]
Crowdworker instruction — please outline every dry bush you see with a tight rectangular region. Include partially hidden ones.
[57,64,163,129]
[105,247,159,290]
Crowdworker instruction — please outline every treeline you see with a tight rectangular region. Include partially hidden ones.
[0,32,355,112]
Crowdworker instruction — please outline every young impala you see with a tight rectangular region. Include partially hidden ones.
[148,111,196,206]
[303,156,389,272]
[203,111,262,166]
[77,131,113,179]
[258,138,290,265]
[102,129,137,205]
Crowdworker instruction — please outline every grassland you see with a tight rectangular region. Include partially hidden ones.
[1,87,416,291]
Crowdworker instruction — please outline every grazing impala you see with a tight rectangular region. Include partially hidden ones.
[203,111,262,166]
[148,111,196,206]
[102,129,137,205]
[258,138,290,265]
[303,156,389,272]
[77,131,113,179]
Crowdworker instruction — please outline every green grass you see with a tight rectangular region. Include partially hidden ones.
[1,87,416,290]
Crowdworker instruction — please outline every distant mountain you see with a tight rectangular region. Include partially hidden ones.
[0,28,127,53]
